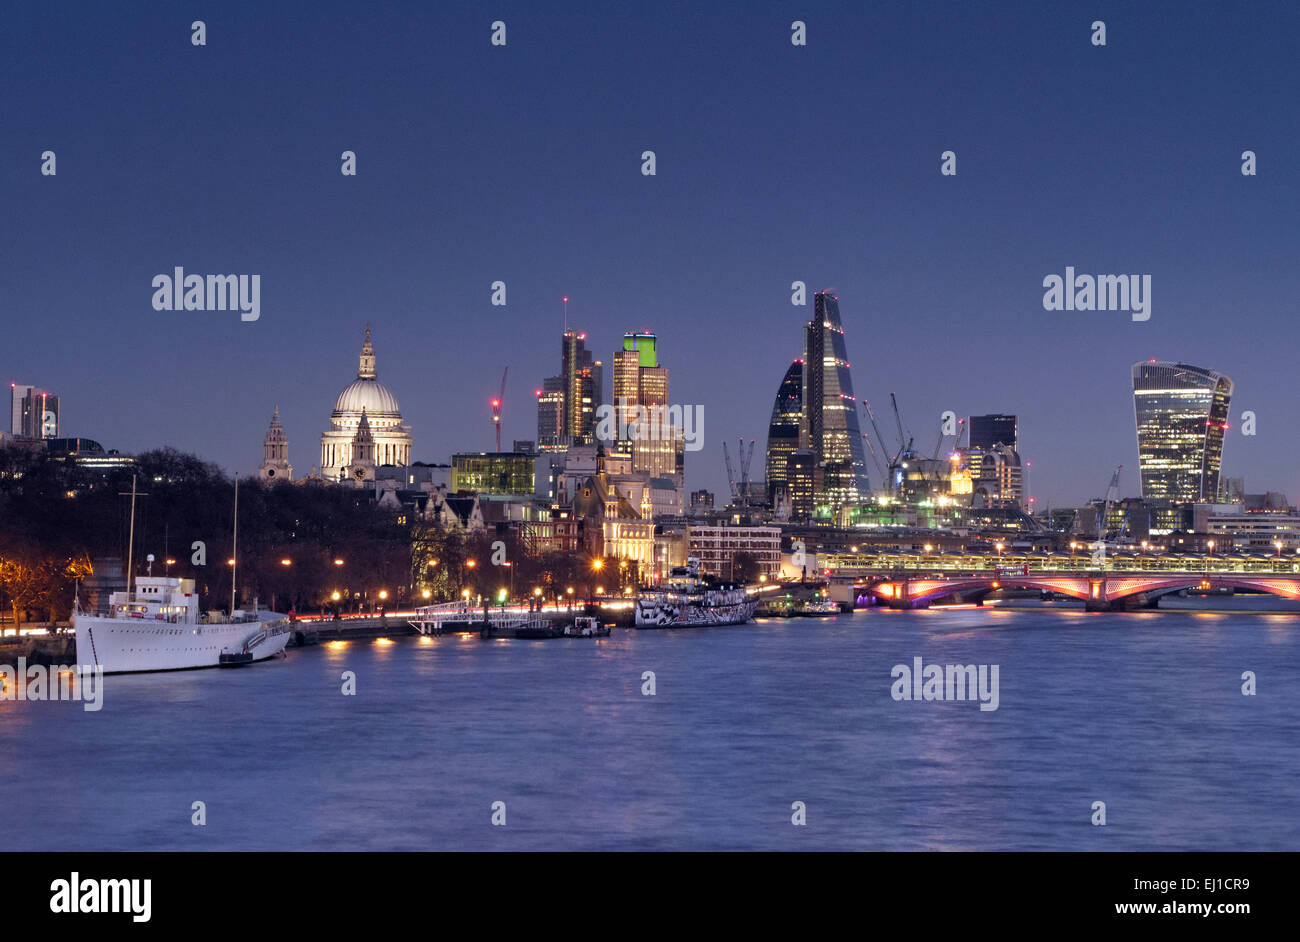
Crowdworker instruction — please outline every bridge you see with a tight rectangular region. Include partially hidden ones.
[822,549,1300,611]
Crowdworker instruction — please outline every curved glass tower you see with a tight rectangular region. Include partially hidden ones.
[1131,361,1233,503]
[765,359,803,503]
[803,292,870,506]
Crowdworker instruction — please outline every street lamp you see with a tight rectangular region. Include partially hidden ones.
[281,558,292,567]
[334,558,344,567]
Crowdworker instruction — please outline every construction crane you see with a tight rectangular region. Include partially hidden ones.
[737,437,755,497]
[889,393,913,464]
[862,399,893,467]
[491,367,507,451]
[722,438,756,502]
[933,416,964,460]
[861,432,888,485]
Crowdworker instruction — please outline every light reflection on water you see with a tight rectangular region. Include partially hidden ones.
[2,605,1297,851]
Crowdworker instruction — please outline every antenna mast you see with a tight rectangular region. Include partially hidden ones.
[125,474,138,600]
[230,474,239,614]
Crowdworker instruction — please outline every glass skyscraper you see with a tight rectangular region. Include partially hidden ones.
[765,359,803,505]
[1131,361,1233,504]
[969,414,1017,451]
[803,292,869,506]
[611,331,679,479]
[536,331,603,450]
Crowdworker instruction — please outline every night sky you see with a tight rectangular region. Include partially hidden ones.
[4,1,1298,507]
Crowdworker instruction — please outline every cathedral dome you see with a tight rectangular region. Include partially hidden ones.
[320,325,414,482]
[333,378,400,416]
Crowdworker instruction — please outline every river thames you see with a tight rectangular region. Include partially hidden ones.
[3,603,1297,851]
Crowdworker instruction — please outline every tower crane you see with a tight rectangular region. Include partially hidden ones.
[738,437,755,497]
[723,438,757,503]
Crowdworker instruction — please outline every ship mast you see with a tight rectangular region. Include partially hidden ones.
[230,474,238,614]
[125,473,138,601]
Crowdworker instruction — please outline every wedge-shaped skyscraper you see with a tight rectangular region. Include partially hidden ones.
[803,292,869,506]
[1131,361,1233,503]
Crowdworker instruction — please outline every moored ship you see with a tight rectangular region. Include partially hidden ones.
[635,559,756,628]
[74,472,290,674]
[74,578,290,674]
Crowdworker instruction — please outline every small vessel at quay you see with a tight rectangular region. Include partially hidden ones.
[564,616,610,637]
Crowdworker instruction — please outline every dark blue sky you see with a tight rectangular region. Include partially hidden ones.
[4,1,1298,506]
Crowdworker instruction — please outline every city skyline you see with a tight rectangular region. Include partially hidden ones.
[4,3,1298,506]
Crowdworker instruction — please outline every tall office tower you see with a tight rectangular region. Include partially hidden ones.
[765,359,803,505]
[969,443,1023,510]
[1132,361,1233,503]
[611,349,639,456]
[785,450,819,522]
[611,331,680,479]
[10,384,59,438]
[969,414,1018,451]
[10,383,33,434]
[561,331,601,446]
[802,291,869,507]
[536,375,565,452]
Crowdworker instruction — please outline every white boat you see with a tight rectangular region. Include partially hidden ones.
[635,559,756,629]
[74,472,290,674]
[75,579,291,673]
[563,616,610,637]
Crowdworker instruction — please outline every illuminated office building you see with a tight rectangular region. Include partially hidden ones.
[610,331,680,480]
[764,359,803,506]
[537,331,603,450]
[802,292,869,506]
[1131,361,1233,504]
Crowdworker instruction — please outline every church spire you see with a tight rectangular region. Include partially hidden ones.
[358,323,376,379]
[353,408,374,443]
[258,404,292,481]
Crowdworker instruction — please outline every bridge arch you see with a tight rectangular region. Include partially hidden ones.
[864,573,1300,610]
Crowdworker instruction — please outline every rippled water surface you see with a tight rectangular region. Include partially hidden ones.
[4,605,1297,850]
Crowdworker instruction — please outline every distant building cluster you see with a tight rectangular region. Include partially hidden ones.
[10,301,1281,586]
[4,381,133,472]
[246,323,775,582]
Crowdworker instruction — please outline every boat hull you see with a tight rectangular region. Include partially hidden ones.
[74,615,290,674]
[634,598,756,628]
